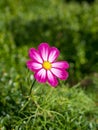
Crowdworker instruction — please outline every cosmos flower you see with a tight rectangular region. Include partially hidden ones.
[26,43,69,87]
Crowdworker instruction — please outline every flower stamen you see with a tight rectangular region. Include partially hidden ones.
[43,61,52,70]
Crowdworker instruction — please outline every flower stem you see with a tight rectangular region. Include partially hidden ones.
[19,79,36,113]
[29,79,36,95]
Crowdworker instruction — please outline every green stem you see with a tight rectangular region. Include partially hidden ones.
[19,79,36,112]
[29,79,36,95]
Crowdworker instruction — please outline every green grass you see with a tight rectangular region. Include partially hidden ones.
[0,80,98,130]
[0,0,98,129]
[0,41,98,129]
[0,40,98,129]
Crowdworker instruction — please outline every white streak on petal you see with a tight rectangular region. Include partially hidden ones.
[29,48,43,63]
[31,62,42,70]
[48,47,60,62]
[47,70,58,87]
[38,43,50,61]
[51,68,68,80]
[52,61,69,69]
[34,69,47,83]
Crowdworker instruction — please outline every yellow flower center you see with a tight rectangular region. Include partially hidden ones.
[43,61,52,70]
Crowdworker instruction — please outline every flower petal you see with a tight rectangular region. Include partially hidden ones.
[47,70,58,87]
[38,43,50,61]
[26,60,42,72]
[51,68,68,80]
[52,61,69,69]
[48,47,60,62]
[29,48,43,63]
[34,68,47,83]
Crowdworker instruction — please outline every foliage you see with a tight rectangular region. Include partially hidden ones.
[64,0,96,4]
[0,72,98,130]
[0,0,98,83]
[0,30,98,130]
[0,0,98,129]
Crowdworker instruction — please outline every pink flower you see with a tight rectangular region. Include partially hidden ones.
[26,43,69,87]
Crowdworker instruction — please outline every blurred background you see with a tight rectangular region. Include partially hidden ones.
[0,0,98,129]
[0,0,98,84]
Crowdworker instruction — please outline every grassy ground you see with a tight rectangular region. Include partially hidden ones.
[0,81,98,130]
[0,0,98,130]
[0,43,98,130]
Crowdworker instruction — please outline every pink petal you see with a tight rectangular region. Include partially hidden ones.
[38,43,50,61]
[26,60,42,72]
[29,48,43,63]
[48,47,60,62]
[47,70,58,87]
[34,68,47,83]
[52,61,69,69]
[51,68,69,80]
